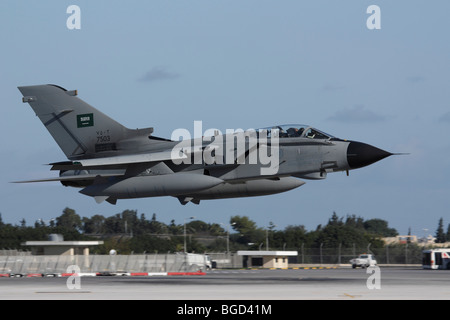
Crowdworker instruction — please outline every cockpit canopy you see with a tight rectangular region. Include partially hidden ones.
[256,124,334,140]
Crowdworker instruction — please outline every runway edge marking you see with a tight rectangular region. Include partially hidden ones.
[0,271,207,278]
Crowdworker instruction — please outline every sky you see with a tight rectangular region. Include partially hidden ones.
[0,1,449,238]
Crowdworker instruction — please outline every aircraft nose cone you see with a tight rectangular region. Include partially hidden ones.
[347,141,392,169]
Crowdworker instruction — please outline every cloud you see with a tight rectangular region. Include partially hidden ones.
[321,83,346,92]
[406,75,425,84]
[438,111,450,123]
[138,66,180,83]
[327,105,386,123]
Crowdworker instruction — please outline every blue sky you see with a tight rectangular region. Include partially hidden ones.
[1,1,449,238]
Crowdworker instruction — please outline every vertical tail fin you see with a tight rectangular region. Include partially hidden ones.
[18,84,153,160]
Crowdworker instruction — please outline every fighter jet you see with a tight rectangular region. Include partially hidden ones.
[16,84,394,205]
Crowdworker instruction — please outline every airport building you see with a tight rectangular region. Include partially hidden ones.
[22,234,103,256]
[237,251,298,269]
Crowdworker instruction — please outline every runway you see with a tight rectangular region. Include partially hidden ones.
[0,267,448,300]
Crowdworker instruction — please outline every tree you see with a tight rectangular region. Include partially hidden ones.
[316,222,367,248]
[230,216,258,234]
[447,224,450,243]
[278,225,307,248]
[146,213,166,234]
[344,215,365,230]
[230,216,264,248]
[435,218,447,243]
[328,212,343,226]
[56,208,82,231]
[364,219,398,237]
[82,215,106,234]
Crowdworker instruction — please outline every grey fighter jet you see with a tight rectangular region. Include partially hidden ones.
[16,84,394,205]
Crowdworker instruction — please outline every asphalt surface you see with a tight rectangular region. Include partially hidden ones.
[0,267,449,300]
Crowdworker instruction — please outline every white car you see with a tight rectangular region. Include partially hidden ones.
[350,254,377,269]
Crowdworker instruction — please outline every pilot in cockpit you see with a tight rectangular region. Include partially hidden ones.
[286,127,304,137]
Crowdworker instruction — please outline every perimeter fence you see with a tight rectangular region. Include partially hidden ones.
[0,253,207,276]
[292,244,426,265]
[208,244,429,268]
[0,244,431,275]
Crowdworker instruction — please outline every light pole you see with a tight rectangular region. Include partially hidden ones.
[266,224,276,251]
[221,222,236,254]
[184,216,195,252]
